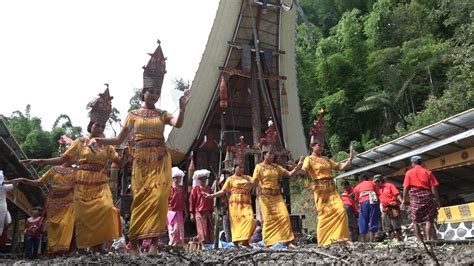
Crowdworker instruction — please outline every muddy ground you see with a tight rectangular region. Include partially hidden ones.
[2,242,474,265]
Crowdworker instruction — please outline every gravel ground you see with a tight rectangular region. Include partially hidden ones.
[2,242,473,265]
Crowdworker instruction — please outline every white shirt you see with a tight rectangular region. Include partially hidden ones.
[0,184,14,212]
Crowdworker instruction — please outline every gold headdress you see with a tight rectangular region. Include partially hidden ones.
[260,119,279,153]
[258,119,290,166]
[143,40,166,89]
[310,109,325,146]
[87,87,113,125]
[223,136,255,171]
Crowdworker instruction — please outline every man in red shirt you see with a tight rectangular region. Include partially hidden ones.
[402,155,440,241]
[375,175,403,241]
[353,175,380,242]
[341,181,358,241]
[189,169,214,245]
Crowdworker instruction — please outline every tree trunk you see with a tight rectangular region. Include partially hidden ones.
[428,68,435,95]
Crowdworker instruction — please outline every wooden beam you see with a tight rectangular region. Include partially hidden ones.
[246,1,287,12]
[227,41,285,55]
[241,15,279,25]
[234,37,278,49]
[219,67,287,80]
[239,26,278,39]
[262,73,287,81]
[219,67,250,78]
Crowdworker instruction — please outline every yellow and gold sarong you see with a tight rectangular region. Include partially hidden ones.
[64,138,121,248]
[125,109,173,241]
[222,175,256,242]
[303,155,349,246]
[253,163,294,246]
[39,166,75,253]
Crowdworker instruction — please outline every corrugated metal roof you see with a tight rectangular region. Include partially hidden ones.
[336,108,474,179]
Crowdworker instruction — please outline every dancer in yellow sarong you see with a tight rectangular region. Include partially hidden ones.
[252,149,303,247]
[203,164,256,246]
[302,110,354,247]
[17,136,75,255]
[91,42,190,256]
[17,164,74,255]
[21,88,124,252]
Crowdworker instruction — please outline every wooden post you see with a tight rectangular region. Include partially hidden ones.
[213,111,226,249]
[11,208,20,255]
[251,61,262,165]
[251,59,262,221]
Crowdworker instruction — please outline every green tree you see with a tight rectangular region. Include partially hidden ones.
[20,130,53,159]
[108,107,121,136]
[52,114,82,139]
[364,0,435,49]
[172,77,190,91]
[6,105,42,143]
[129,88,142,111]
[312,9,369,149]
[6,106,82,160]
[300,0,372,36]
[296,23,323,135]
[294,0,472,154]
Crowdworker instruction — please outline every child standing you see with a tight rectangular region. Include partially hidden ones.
[24,207,44,259]
[167,167,186,246]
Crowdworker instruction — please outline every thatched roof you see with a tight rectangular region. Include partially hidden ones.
[166,0,307,164]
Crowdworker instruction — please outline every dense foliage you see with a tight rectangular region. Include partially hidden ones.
[296,0,473,158]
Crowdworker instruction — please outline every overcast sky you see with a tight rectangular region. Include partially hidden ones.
[0,0,219,136]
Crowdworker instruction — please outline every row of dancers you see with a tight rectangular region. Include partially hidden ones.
[8,41,360,256]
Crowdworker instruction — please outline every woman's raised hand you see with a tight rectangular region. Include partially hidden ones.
[179,87,191,111]
[349,145,355,160]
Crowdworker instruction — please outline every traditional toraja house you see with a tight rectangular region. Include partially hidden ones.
[335,108,474,240]
[0,116,44,252]
[166,0,307,195]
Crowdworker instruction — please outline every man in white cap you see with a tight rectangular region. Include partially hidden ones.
[0,170,16,236]
[402,155,440,241]
[167,167,186,246]
[189,169,214,246]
